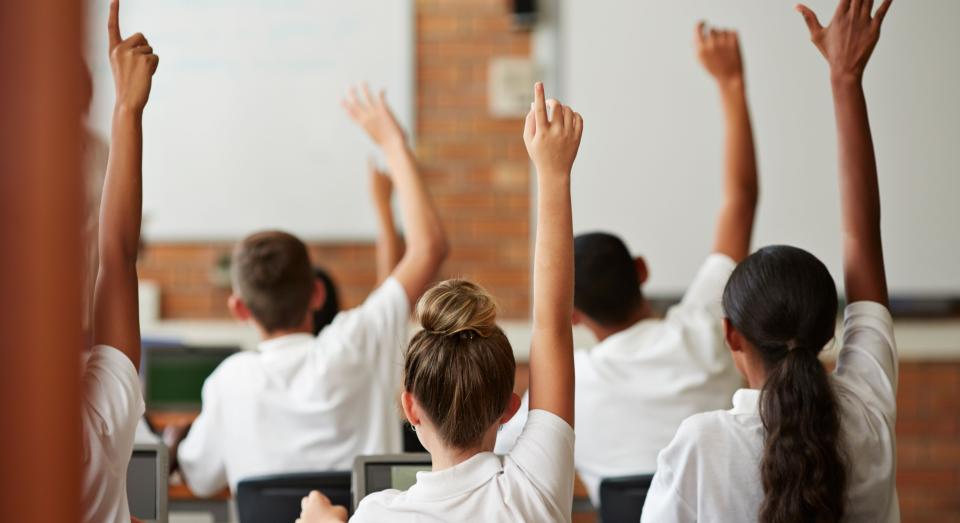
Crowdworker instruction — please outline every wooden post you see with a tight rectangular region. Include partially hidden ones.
[0,0,84,521]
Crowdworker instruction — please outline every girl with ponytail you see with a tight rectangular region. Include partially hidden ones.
[298,81,584,523]
[642,1,899,522]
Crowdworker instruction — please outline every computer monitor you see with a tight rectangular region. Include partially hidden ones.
[127,443,169,523]
[352,453,432,509]
[141,343,239,411]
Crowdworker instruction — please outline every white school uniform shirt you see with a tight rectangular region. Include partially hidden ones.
[82,345,145,523]
[496,254,742,504]
[353,410,575,523]
[642,301,899,523]
[178,277,409,496]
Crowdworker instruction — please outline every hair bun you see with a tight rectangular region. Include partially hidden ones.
[417,279,498,338]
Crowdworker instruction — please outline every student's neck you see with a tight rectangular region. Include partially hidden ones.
[430,444,487,472]
[588,302,655,342]
[260,325,313,341]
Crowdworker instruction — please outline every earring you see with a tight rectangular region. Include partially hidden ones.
[410,424,417,433]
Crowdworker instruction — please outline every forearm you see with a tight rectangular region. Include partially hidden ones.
[383,141,447,261]
[373,199,402,283]
[831,75,888,304]
[713,78,759,261]
[100,105,144,266]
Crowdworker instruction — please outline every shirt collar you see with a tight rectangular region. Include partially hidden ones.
[594,319,655,351]
[406,452,503,501]
[731,388,761,415]
[257,332,315,353]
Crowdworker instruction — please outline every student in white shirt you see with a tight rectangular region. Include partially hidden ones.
[82,2,159,521]
[495,24,759,505]
[166,85,449,496]
[642,2,898,521]
[297,82,583,523]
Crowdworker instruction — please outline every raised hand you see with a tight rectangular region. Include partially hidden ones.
[796,0,893,79]
[342,84,406,148]
[523,82,583,177]
[108,0,158,112]
[296,491,348,523]
[695,22,744,85]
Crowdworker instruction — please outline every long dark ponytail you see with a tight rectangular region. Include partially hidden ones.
[722,245,846,523]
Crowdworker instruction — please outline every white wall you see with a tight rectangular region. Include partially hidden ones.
[552,0,960,295]
[84,0,414,241]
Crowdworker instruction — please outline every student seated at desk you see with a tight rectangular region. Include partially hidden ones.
[495,23,759,505]
[642,1,899,521]
[297,81,582,523]
[81,1,159,521]
[313,160,403,334]
[165,85,448,497]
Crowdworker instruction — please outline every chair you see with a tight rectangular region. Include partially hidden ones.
[235,471,352,523]
[599,473,655,523]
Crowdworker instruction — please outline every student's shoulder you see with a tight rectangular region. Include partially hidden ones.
[352,489,408,521]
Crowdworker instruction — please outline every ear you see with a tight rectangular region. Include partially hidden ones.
[723,318,744,353]
[571,309,583,326]
[634,256,649,285]
[499,393,522,425]
[400,391,422,427]
[228,294,251,322]
[310,279,327,311]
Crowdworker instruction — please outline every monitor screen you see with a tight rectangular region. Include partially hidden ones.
[365,463,431,494]
[127,451,158,520]
[144,346,237,409]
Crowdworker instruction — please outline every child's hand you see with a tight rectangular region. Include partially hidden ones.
[342,84,406,149]
[108,0,158,112]
[368,158,393,206]
[796,0,893,80]
[695,22,744,85]
[296,491,348,523]
[523,82,583,177]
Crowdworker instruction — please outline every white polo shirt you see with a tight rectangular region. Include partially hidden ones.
[353,410,575,523]
[497,254,742,504]
[642,301,899,523]
[82,345,145,523]
[178,277,409,496]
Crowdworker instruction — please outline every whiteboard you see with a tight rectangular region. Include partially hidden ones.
[85,0,414,241]
[556,0,960,295]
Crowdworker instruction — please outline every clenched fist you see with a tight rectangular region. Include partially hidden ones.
[523,82,583,177]
[695,22,744,85]
[108,0,158,112]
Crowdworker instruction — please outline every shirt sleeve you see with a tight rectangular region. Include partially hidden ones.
[676,254,737,319]
[82,345,145,456]
[506,409,576,517]
[177,373,229,497]
[833,301,898,416]
[325,277,410,372]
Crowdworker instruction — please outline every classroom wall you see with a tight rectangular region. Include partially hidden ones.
[139,0,533,319]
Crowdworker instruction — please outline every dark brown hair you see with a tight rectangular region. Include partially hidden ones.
[722,245,846,523]
[404,279,516,449]
[231,231,314,333]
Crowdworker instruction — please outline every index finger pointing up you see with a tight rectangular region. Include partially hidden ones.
[108,0,122,51]
[534,82,548,129]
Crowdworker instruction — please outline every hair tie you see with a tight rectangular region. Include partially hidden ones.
[785,339,805,352]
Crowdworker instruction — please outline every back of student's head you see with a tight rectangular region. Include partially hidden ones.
[312,266,341,335]
[404,279,515,449]
[232,231,314,333]
[574,232,641,326]
[722,245,846,523]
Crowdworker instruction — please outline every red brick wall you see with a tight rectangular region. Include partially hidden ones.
[140,0,531,320]
[897,362,960,523]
